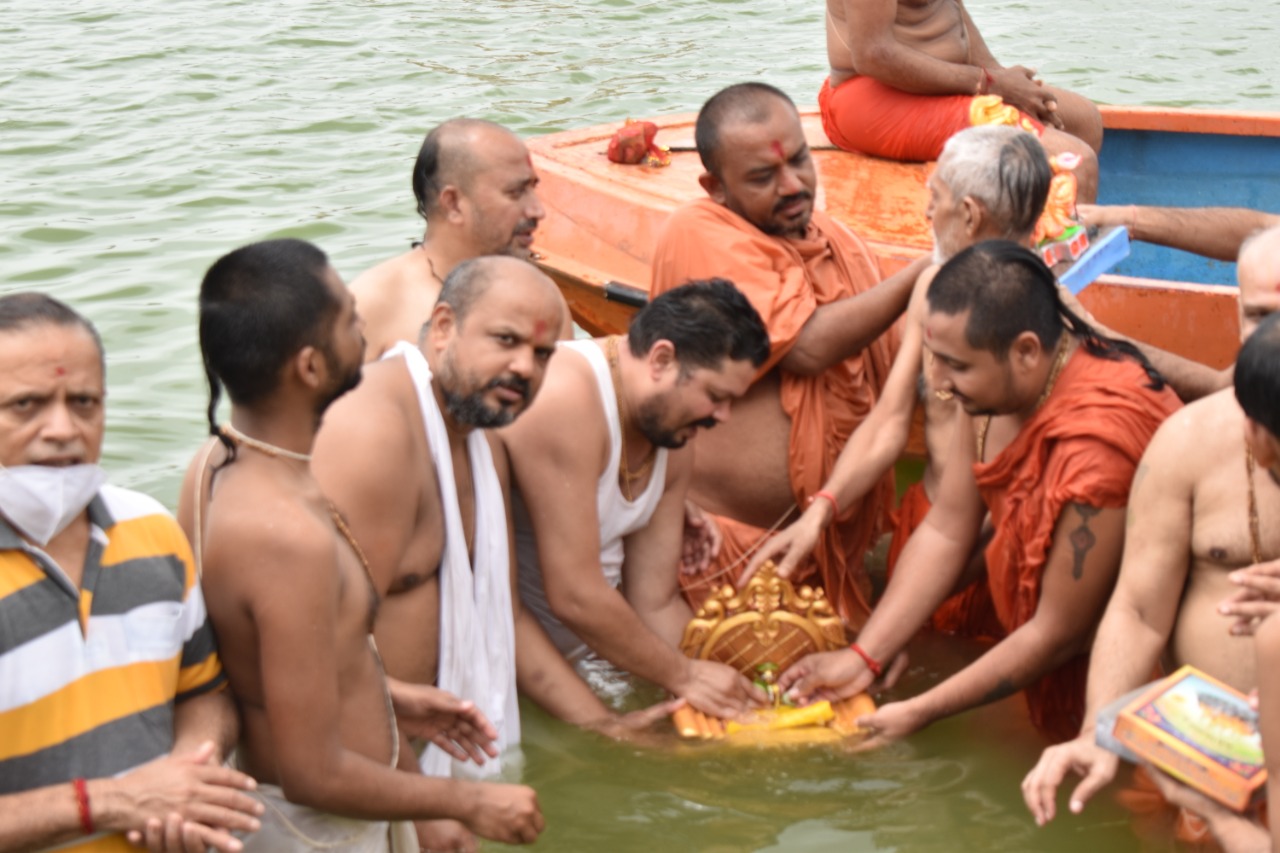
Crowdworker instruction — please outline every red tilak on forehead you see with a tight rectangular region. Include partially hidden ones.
[770,140,785,159]
[533,319,548,338]
[55,366,66,376]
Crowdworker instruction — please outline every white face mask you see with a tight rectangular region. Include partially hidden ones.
[0,464,106,547]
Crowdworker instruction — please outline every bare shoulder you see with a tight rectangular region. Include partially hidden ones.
[505,343,602,439]
[320,356,415,449]
[202,473,337,592]
[348,249,417,309]
[1148,387,1241,465]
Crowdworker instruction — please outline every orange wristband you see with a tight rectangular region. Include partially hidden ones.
[849,642,883,678]
[73,778,93,835]
[810,489,839,518]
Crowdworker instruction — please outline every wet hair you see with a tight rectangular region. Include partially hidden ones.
[1235,312,1280,438]
[936,126,1052,240]
[198,238,341,451]
[0,292,104,370]
[695,82,796,177]
[927,240,1165,389]
[412,118,511,221]
[627,278,770,372]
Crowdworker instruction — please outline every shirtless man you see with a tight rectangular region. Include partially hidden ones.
[352,119,549,360]
[1022,225,1280,830]
[314,256,662,852]
[503,279,772,719]
[183,239,542,850]
[778,241,1179,743]
[822,0,1101,201]
[1132,315,1280,853]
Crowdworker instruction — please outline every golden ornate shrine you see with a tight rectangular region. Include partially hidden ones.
[672,562,875,742]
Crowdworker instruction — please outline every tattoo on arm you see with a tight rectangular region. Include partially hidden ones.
[982,677,1017,704]
[1068,503,1101,580]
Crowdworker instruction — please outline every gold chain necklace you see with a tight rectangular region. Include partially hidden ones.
[605,336,656,501]
[1246,444,1263,565]
[976,334,1071,461]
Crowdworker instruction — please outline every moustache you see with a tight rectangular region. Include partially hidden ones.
[773,191,812,215]
[486,374,531,402]
[513,219,539,236]
[688,416,718,431]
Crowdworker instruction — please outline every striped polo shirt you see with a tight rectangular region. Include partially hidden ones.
[0,484,225,851]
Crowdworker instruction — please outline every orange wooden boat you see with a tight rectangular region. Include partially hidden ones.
[529,105,1280,372]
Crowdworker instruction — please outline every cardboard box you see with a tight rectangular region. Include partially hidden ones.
[1111,665,1266,811]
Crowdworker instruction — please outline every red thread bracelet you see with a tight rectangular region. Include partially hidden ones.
[810,489,839,517]
[72,777,93,835]
[849,642,883,678]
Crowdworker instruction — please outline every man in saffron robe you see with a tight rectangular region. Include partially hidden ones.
[649,81,927,628]
[780,241,1180,742]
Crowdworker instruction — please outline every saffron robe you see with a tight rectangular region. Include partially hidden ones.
[650,198,896,626]
[972,348,1181,742]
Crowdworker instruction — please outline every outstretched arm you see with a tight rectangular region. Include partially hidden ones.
[748,265,933,578]
[1022,421,1195,825]
[1079,205,1279,262]
[779,415,985,702]
[863,501,1125,741]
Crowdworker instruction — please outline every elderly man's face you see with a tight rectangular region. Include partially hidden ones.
[704,100,817,238]
[0,324,105,468]
[927,161,970,264]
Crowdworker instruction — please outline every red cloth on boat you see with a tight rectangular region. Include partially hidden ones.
[650,198,897,627]
[818,75,1043,163]
[972,348,1180,742]
[887,481,1002,640]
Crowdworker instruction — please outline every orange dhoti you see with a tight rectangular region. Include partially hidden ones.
[973,349,1180,742]
[818,75,1044,163]
[887,481,1002,640]
[651,199,897,628]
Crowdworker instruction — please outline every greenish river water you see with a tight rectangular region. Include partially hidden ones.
[3,1,1277,849]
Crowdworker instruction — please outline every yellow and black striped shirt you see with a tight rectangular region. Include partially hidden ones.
[0,485,225,851]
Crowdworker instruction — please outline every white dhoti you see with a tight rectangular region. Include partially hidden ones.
[240,784,417,852]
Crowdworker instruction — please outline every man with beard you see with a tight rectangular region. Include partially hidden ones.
[501,280,772,719]
[748,124,1051,645]
[649,82,928,628]
[779,242,1180,744]
[182,241,543,851]
[314,256,660,853]
[352,119,565,361]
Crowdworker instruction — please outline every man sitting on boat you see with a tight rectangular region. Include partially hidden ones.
[1023,225,1280,846]
[821,0,1101,201]
[352,118,566,362]
[649,81,929,629]
[781,241,1180,743]
[748,124,1053,644]
[502,280,772,720]
[183,240,543,851]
